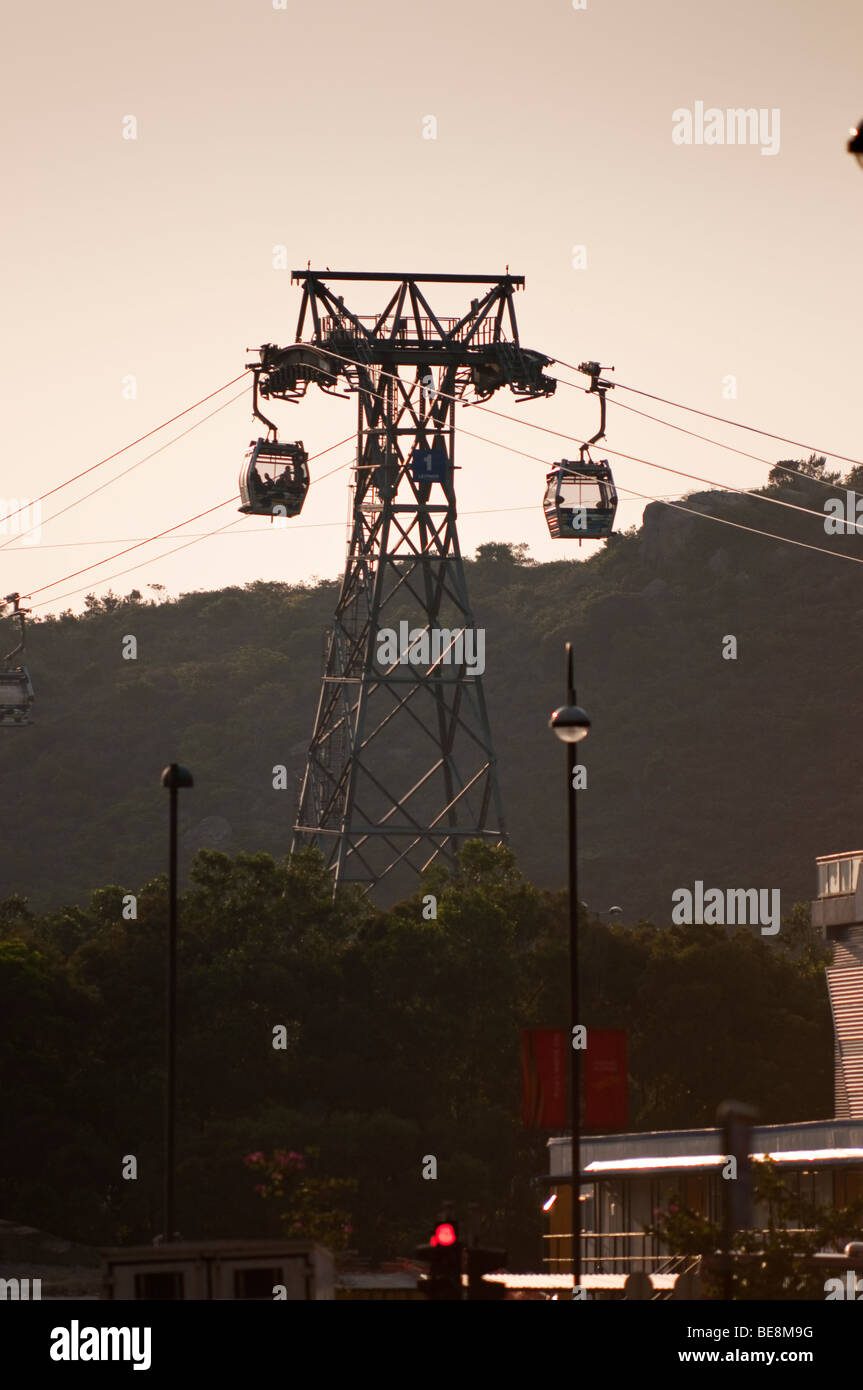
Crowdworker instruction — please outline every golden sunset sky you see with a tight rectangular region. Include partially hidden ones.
[3,0,862,612]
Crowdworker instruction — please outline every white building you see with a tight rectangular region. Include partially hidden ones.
[541,851,863,1280]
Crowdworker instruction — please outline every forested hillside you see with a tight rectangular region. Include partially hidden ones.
[1,457,860,921]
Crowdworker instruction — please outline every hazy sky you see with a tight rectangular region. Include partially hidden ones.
[3,0,862,614]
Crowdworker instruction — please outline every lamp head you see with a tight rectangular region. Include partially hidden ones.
[549,704,591,743]
[161,764,194,790]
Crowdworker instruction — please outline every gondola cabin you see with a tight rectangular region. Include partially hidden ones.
[0,667,34,726]
[543,459,617,541]
[239,439,309,518]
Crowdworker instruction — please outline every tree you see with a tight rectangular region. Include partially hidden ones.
[767,453,838,488]
[843,464,863,495]
[244,1148,357,1251]
[473,541,533,565]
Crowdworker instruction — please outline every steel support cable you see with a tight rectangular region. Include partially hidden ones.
[28,497,240,596]
[468,408,860,529]
[26,436,355,602]
[40,461,863,608]
[551,367,857,494]
[34,340,863,606]
[29,442,357,609]
[613,382,863,468]
[322,356,863,566]
[123,416,863,580]
[304,345,862,534]
[551,355,863,472]
[78,351,858,588]
[311,336,863,493]
[553,373,777,467]
[30,517,245,611]
[0,387,250,553]
[11,488,685,550]
[610,482,863,566]
[37,464,863,615]
[469,412,863,567]
[0,370,252,529]
[455,424,863,563]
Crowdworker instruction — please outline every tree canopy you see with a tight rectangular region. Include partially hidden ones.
[0,844,832,1265]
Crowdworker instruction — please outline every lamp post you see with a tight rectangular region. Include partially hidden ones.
[848,119,863,169]
[160,763,193,1244]
[549,643,590,1298]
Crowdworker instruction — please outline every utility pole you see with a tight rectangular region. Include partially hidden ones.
[549,646,591,1297]
[160,763,193,1243]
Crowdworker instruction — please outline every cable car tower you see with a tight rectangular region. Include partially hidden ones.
[244,270,556,895]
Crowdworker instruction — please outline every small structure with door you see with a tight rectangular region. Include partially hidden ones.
[100,1239,334,1300]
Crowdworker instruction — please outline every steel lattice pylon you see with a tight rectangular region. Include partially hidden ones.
[250,271,556,895]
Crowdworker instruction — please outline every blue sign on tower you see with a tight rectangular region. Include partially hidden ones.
[410,445,448,484]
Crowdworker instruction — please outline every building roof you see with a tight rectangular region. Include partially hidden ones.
[546,1118,863,1179]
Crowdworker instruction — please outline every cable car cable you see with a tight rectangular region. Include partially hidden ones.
[0,371,252,531]
[304,346,859,523]
[551,368,859,493]
[553,373,781,468]
[0,386,250,553]
[613,381,863,470]
[302,343,863,508]
[304,351,858,535]
[32,484,681,611]
[551,356,863,472]
[304,347,860,529]
[28,497,240,597]
[35,455,863,614]
[5,487,685,551]
[461,386,860,525]
[33,340,862,607]
[459,422,863,566]
[38,413,863,617]
[23,436,354,599]
[235,347,863,572]
[610,483,863,568]
[578,441,860,531]
[30,517,246,611]
[458,422,863,542]
[8,425,352,558]
[31,450,358,611]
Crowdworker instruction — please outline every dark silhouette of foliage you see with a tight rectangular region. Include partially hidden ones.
[0,844,833,1264]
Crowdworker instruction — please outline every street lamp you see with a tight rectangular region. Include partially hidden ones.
[549,642,590,1298]
[848,119,863,170]
[160,763,193,1244]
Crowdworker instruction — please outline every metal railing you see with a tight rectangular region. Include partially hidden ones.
[320,316,505,346]
[543,1230,666,1275]
[544,1227,834,1276]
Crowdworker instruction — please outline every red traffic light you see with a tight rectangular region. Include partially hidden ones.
[431,1222,458,1247]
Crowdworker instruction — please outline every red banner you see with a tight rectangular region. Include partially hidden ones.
[584,1028,628,1131]
[521,1028,567,1129]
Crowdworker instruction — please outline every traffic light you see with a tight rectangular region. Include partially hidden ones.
[466,1245,507,1301]
[415,1218,464,1300]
